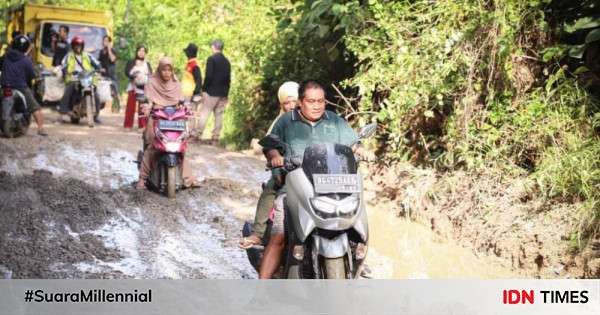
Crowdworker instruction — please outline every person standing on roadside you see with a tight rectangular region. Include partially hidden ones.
[99,35,119,112]
[123,44,152,130]
[181,43,202,103]
[99,36,118,84]
[196,39,230,146]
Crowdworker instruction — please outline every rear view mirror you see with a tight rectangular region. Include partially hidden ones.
[358,123,377,139]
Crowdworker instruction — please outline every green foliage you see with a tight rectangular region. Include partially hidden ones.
[225,0,365,147]
[336,0,600,244]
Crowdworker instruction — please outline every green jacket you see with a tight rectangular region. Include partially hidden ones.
[267,108,358,166]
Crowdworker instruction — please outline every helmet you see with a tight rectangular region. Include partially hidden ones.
[71,36,85,48]
[11,35,31,53]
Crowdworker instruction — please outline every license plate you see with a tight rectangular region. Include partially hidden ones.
[158,120,186,131]
[313,174,360,193]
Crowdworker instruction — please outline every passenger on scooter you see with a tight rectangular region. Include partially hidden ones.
[136,57,200,190]
[258,80,360,279]
[0,35,48,136]
[238,81,299,249]
[58,36,101,123]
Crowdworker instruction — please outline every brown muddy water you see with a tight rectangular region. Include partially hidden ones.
[366,208,515,279]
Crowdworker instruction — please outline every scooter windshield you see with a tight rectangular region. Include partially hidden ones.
[302,143,357,179]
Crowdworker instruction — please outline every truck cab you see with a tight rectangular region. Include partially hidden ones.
[5,4,113,68]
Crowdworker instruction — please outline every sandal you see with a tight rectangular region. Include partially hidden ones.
[187,180,202,188]
[238,235,262,249]
[135,179,146,190]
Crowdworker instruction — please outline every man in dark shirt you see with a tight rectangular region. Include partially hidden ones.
[99,35,119,111]
[99,35,117,80]
[196,39,231,145]
[0,36,48,136]
[51,25,69,67]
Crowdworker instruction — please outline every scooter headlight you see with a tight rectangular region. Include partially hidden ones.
[164,142,181,152]
[310,198,336,216]
[310,195,360,219]
[337,195,360,214]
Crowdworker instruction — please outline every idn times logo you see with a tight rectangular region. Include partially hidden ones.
[502,290,589,305]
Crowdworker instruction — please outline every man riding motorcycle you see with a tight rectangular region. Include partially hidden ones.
[258,80,362,279]
[239,81,300,249]
[0,35,47,136]
[58,36,102,123]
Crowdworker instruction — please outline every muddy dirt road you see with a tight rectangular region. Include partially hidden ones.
[0,108,517,279]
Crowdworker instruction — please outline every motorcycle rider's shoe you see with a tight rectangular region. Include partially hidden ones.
[360,263,373,279]
[186,180,202,188]
[94,117,102,124]
[238,234,262,249]
[135,179,146,190]
[59,114,70,123]
[37,129,48,137]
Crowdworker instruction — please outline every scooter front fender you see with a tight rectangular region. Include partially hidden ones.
[160,153,180,167]
[313,233,350,258]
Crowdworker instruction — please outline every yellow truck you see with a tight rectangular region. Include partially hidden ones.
[5,3,113,68]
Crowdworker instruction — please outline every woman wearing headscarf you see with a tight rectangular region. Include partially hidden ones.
[123,44,152,129]
[136,57,199,190]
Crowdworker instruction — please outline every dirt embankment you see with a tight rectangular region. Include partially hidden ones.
[367,163,600,278]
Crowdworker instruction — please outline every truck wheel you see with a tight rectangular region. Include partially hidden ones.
[85,95,94,128]
[323,257,347,279]
[166,166,176,198]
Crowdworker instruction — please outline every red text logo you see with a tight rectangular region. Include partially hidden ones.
[503,290,535,304]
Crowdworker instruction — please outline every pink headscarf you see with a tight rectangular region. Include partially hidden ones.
[145,57,183,107]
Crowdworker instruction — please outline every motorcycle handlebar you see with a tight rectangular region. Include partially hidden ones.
[266,156,302,172]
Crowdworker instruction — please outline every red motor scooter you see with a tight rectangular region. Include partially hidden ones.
[137,104,191,198]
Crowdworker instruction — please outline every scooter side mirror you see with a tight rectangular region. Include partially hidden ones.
[358,123,377,139]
